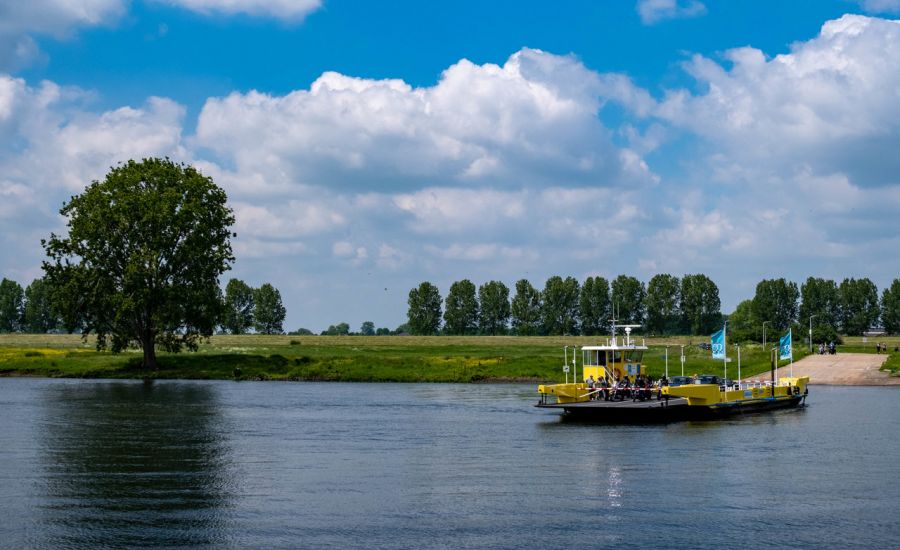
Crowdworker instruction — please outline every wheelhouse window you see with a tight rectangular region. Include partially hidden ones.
[583,351,608,366]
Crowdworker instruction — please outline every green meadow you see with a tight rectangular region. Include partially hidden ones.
[4,333,895,383]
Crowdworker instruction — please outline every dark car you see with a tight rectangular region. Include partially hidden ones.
[697,374,720,385]
[698,343,712,351]
[669,376,693,387]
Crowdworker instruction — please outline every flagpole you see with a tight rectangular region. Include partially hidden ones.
[723,322,728,384]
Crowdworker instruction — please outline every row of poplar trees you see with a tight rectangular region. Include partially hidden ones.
[406,275,900,339]
[406,274,722,336]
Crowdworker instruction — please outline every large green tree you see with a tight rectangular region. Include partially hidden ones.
[610,275,645,327]
[839,277,880,335]
[444,279,479,335]
[727,299,757,343]
[541,276,580,335]
[799,277,841,342]
[407,282,442,335]
[882,279,900,334]
[0,278,24,333]
[511,279,541,335]
[222,278,255,334]
[23,277,58,333]
[478,280,510,335]
[680,274,721,335]
[646,274,681,334]
[579,276,610,336]
[42,158,234,368]
[253,283,286,334]
[751,278,799,333]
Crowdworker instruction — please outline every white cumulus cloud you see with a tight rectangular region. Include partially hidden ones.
[195,48,656,194]
[657,14,900,188]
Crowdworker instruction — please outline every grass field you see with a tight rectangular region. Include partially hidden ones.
[6,333,892,383]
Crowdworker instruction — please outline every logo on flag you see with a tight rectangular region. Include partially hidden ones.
[711,327,726,359]
[779,330,792,361]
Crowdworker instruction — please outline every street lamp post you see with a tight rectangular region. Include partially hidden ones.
[762,321,770,350]
[809,314,817,353]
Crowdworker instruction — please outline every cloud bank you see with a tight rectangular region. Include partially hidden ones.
[3,15,900,329]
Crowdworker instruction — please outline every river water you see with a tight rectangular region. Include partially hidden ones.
[0,379,898,549]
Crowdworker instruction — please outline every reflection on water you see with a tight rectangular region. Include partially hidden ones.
[33,381,234,549]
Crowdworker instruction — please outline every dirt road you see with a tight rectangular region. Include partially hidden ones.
[741,353,900,386]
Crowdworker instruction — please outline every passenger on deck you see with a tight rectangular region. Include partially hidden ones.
[599,377,609,401]
[658,376,668,400]
[616,378,629,401]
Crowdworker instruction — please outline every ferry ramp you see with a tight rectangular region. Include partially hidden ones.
[741,353,899,386]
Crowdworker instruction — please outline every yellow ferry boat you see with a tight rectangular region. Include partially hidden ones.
[536,324,809,422]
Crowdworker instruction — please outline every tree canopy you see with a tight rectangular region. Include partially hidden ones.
[882,279,900,335]
[0,278,24,333]
[42,158,235,368]
[253,283,287,334]
[478,280,510,335]
[541,276,580,335]
[579,276,610,336]
[23,278,57,333]
[222,278,255,334]
[444,279,479,335]
[611,275,645,327]
[800,277,841,342]
[646,274,680,334]
[680,274,721,335]
[511,279,541,335]
[751,278,799,333]
[839,277,879,335]
[407,282,442,335]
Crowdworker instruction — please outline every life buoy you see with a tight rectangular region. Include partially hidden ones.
[612,367,622,379]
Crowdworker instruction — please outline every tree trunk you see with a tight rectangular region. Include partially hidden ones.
[142,333,158,369]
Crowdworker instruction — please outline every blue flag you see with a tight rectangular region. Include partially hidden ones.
[779,330,792,361]
[711,327,726,359]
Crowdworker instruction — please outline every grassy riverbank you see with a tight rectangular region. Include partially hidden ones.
[0,333,856,383]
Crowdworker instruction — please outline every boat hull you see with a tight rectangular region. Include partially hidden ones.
[537,394,805,423]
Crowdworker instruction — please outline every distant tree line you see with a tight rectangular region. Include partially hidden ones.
[406,274,722,336]
[287,321,409,336]
[0,275,288,336]
[405,275,900,339]
[729,277,900,343]
[3,273,900,339]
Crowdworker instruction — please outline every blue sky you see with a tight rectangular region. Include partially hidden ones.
[2,0,900,332]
